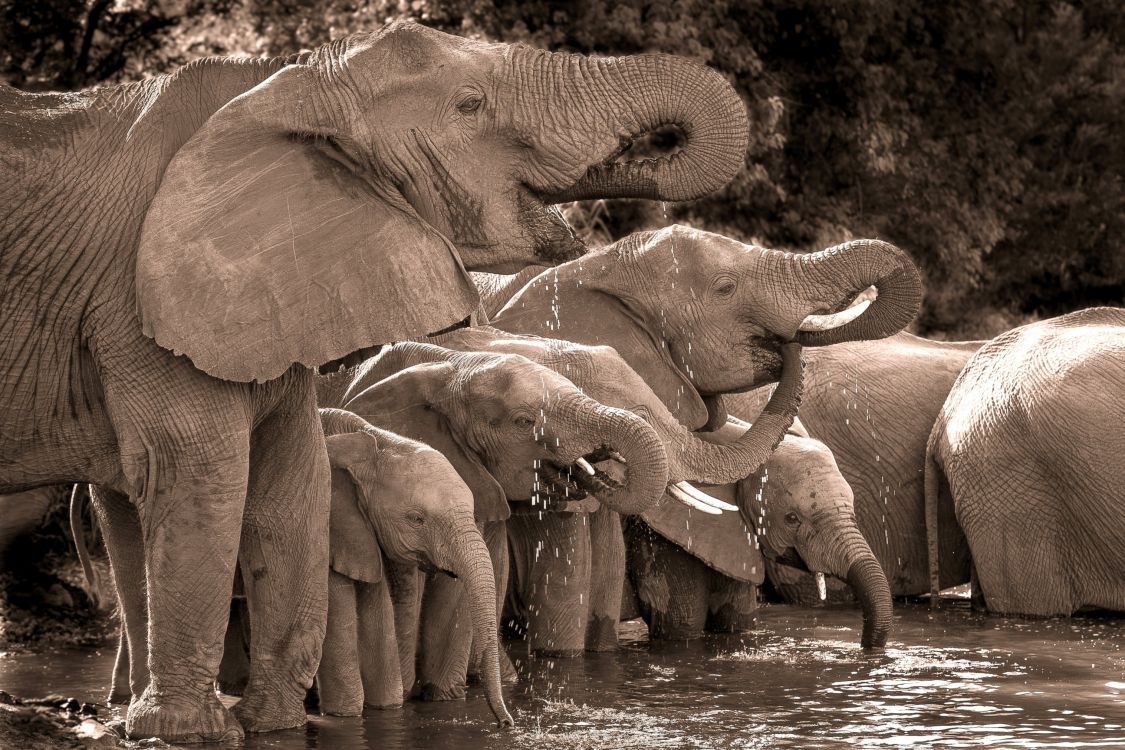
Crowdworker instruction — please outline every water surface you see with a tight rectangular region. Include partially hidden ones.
[2,602,1123,749]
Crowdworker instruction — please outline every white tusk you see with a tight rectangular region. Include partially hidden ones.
[674,481,738,512]
[725,416,752,431]
[575,457,596,476]
[667,484,722,515]
[799,298,872,332]
[607,449,628,464]
[816,572,827,601]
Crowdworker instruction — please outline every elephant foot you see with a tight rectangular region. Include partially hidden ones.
[106,688,131,705]
[319,699,363,717]
[531,646,584,658]
[500,650,519,685]
[364,699,403,710]
[585,615,619,652]
[126,689,243,743]
[418,681,466,701]
[232,687,308,733]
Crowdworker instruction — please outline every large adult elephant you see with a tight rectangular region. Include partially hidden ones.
[725,332,984,601]
[319,343,674,695]
[1,21,748,741]
[926,308,1125,616]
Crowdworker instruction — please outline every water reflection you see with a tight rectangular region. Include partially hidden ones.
[2,603,1123,749]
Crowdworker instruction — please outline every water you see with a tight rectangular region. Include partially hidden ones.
[2,602,1123,749]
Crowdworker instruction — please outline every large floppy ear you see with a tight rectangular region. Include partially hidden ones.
[136,63,479,383]
[343,365,509,522]
[642,487,764,585]
[325,434,385,584]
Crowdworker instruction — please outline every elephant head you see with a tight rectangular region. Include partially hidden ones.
[325,343,670,517]
[739,435,892,649]
[428,325,801,494]
[133,24,750,383]
[318,408,513,726]
[491,226,922,452]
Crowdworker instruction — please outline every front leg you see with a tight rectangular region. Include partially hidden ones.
[237,369,330,731]
[417,572,471,700]
[316,571,363,716]
[386,562,421,698]
[356,578,402,708]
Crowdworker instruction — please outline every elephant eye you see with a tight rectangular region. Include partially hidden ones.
[514,415,535,429]
[712,276,737,297]
[457,94,483,114]
[784,512,800,525]
[406,510,425,527]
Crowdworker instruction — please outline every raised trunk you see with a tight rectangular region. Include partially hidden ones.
[777,239,923,346]
[662,343,803,484]
[553,392,670,516]
[447,519,513,727]
[510,48,749,203]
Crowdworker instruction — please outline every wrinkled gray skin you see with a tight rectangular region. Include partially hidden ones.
[319,344,669,691]
[427,325,801,653]
[926,308,1125,616]
[730,332,984,599]
[634,428,893,649]
[1,20,747,741]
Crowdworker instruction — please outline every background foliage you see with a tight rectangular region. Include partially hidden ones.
[2,0,1122,336]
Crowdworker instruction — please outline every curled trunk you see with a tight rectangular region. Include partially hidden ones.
[661,343,803,484]
[553,392,670,516]
[447,519,514,727]
[771,239,923,346]
[807,525,892,650]
[516,48,749,203]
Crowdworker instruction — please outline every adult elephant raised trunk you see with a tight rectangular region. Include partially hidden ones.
[442,518,513,726]
[513,49,749,203]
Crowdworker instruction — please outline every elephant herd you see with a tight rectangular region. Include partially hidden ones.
[2,19,1122,745]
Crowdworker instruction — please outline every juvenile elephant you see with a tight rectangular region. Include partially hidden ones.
[320,343,672,696]
[426,325,797,654]
[2,20,748,740]
[723,332,985,600]
[634,428,893,648]
[926,308,1125,616]
[316,409,512,725]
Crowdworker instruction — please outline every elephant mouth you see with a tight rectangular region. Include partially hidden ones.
[772,546,811,572]
[533,447,629,503]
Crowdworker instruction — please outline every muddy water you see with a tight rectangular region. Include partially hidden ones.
[2,602,1123,749]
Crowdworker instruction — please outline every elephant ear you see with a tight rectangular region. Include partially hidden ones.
[641,486,764,584]
[326,436,385,584]
[135,63,478,383]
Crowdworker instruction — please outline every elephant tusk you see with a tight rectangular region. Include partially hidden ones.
[575,457,597,475]
[674,481,739,511]
[816,572,827,601]
[667,484,722,515]
[799,297,873,332]
[607,449,628,464]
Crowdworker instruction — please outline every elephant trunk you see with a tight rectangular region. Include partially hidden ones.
[663,343,803,484]
[447,517,514,727]
[761,239,922,346]
[808,524,893,650]
[319,407,375,436]
[512,48,749,203]
[554,393,670,516]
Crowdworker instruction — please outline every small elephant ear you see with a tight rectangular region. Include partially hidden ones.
[135,63,479,383]
[325,437,385,584]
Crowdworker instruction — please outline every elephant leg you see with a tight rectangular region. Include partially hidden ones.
[110,626,131,704]
[316,571,363,716]
[706,573,757,633]
[356,579,402,709]
[969,561,987,613]
[88,487,147,705]
[217,597,251,696]
[386,563,421,699]
[508,511,591,657]
[237,373,330,731]
[624,519,708,640]
[417,571,471,701]
[586,508,623,652]
[469,521,516,684]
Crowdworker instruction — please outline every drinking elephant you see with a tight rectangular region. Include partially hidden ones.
[926,307,1125,616]
[425,324,800,654]
[319,342,674,697]
[2,19,749,740]
[633,428,893,649]
[727,332,985,600]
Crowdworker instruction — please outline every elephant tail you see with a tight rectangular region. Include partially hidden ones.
[69,484,102,610]
[923,426,944,609]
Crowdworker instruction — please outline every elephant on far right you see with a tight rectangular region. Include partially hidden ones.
[926,307,1125,616]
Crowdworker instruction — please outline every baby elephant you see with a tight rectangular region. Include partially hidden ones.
[314,408,513,726]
